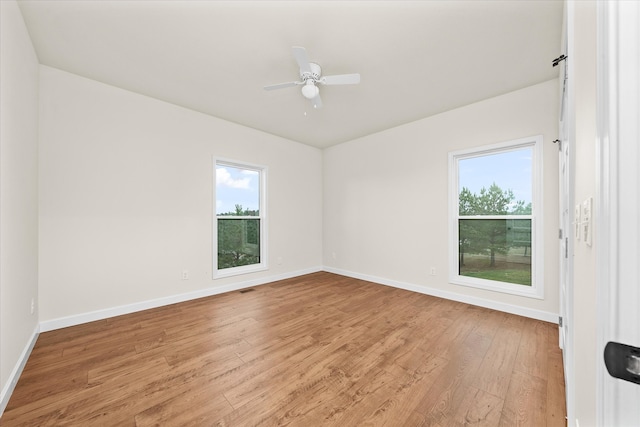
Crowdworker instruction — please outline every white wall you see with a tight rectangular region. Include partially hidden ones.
[0,0,40,412]
[38,66,323,323]
[324,79,560,319]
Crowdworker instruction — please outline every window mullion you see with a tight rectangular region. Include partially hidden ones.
[458,215,533,220]
[217,216,261,219]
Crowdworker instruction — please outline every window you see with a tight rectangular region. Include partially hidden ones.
[214,159,267,278]
[448,136,543,298]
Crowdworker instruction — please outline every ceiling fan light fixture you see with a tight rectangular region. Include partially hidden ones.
[264,47,360,109]
[301,82,319,99]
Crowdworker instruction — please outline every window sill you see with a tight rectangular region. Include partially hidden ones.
[450,274,544,299]
[214,263,268,280]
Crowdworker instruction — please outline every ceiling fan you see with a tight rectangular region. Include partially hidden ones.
[264,46,361,109]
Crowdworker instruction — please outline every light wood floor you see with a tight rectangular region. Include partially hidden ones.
[2,272,566,426]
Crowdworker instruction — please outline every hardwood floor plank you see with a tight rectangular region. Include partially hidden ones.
[425,305,487,361]
[163,334,253,367]
[546,328,567,427]
[87,354,170,385]
[187,335,323,415]
[134,385,233,426]
[499,370,547,427]
[326,369,398,426]
[351,353,449,425]
[2,272,565,426]
[215,351,381,426]
[471,314,525,399]
[2,366,89,413]
[33,319,110,347]
[451,386,504,426]
[514,319,550,380]
[400,411,429,426]
[221,336,334,409]
[420,328,494,425]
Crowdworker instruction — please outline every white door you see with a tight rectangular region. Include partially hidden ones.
[597,1,640,425]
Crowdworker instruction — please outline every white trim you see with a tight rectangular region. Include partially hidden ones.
[214,263,269,279]
[449,269,542,299]
[39,266,322,332]
[0,325,39,417]
[38,264,558,335]
[324,266,558,323]
[448,135,544,300]
[596,1,640,425]
[459,215,533,220]
[595,1,613,424]
[563,2,576,422]
[449,136,540,159]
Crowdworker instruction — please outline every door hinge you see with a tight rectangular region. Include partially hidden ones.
[552,54,568,67]
[559,229,563,239]
[559,316,563,327]
[565,237,569,258]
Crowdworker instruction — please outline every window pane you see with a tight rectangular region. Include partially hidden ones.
[218,219,260,269]
[459,148,533,215]
[458,219,531,286]
[216,165,260,216]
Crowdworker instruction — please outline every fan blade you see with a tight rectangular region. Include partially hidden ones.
[321,73,361,85]
[292,46,312,75]
[264,81,299,91]
[311,92,323,109]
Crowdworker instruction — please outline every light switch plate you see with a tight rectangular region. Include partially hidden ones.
[575,204,581,240]
[582,197,592,246]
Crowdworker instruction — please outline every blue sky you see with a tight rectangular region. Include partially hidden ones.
[459,147,533,205]
[216,165,260,215]
[215,149,531,215]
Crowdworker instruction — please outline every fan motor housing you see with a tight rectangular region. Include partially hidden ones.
[301,62,322,82]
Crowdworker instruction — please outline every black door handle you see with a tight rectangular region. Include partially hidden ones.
[604,341,640,385]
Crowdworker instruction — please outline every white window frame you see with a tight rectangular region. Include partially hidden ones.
[448,135,544,299]
[214,158,268,279]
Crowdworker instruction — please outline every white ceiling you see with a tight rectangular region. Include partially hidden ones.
[17,0,563,149]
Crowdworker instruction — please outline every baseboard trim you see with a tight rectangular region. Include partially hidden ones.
[39,264,557,332]
[0,324,39,417]
[39,266,323,332]
[323,266,559,323]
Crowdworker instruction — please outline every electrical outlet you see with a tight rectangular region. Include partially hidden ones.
[430,267,436,276]
[277,257,283,265]
[30,298,35,315]
[182,270,189,280]
[332,252,336,260]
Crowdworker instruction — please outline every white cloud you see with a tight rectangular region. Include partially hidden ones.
[216,167,251,189]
